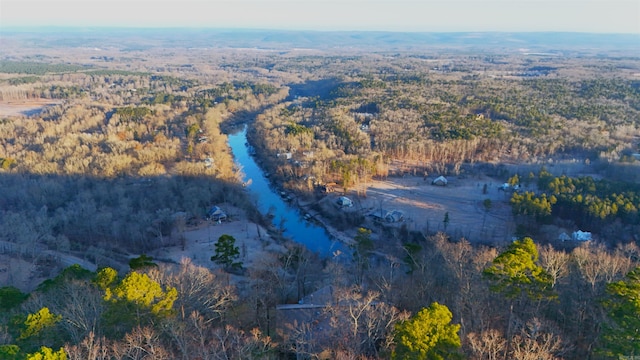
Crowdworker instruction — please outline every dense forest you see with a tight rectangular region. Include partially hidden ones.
[251,60,640,185]
[1,32,640,359]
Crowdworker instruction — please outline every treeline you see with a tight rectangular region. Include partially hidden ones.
[539,170,640,224]
[366,76,638,162]
[0,61,87,75]
[510,170,640,239]
[0,67,229,103]
[0,72,287,177]
[6,77,40,86]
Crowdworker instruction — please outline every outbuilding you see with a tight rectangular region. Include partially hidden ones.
[336,196,354,208]
[432,176,448,186]
[207,206,227,222]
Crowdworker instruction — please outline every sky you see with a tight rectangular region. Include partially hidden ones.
[2,0,639,34]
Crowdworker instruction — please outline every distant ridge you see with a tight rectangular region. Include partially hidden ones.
[2,28,639,52]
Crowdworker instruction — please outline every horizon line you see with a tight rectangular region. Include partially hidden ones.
[2,26,639,36]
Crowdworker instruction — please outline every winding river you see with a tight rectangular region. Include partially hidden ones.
[228,126,346,257]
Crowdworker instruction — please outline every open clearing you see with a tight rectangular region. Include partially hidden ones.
[1,214,286,292]
[0,99,62,117]
[339,174,516,244]
[149,214,287,272]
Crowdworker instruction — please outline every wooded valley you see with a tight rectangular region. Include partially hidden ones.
[0,30,639,359]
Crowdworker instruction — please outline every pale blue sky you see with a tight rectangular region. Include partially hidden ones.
[2,0,639,33]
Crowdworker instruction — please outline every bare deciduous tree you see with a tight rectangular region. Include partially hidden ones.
[538,244,569,288]
[148,259,237,324]
[112,326,172,360]
[65,331,111,360]
[508,318,570,360]
[467,329,507,360]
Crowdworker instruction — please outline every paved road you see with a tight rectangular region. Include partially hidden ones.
[42,250,98,272]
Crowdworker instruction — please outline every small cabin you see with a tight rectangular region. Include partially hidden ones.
[207,206,227,222]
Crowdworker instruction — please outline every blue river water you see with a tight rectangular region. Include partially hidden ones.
[227,126,346,257]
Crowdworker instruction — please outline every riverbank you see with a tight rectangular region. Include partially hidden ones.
[227,126,348,257]
[296,197,356,248]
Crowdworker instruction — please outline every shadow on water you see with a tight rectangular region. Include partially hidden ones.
[227,125,347,258]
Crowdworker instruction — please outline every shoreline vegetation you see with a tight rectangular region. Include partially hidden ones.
[0,30,639,359]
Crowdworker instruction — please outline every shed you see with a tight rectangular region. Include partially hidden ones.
[432,176,448,186]
[336,196,353,208]
[323,182,337,193]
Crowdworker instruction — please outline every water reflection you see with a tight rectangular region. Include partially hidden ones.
[227,126,345,257]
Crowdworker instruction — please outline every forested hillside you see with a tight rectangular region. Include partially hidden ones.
[252,55,640,185]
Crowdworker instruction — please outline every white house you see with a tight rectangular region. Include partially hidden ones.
[207,206,227,222]
[572,230,592,241]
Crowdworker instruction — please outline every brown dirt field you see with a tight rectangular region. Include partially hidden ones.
[0,99,62,117]
[149,216,288,272]
[334,174,517,244]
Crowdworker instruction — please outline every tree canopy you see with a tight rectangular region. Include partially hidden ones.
[106,271,177,317]
[0,287,28,311]
[483,237,555,301]
[128,254,158,271]
[19,308,61,341]
[211,234,242,270]
[25,347,67,360]
[393,302,461,360]
[601,266,640,358]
